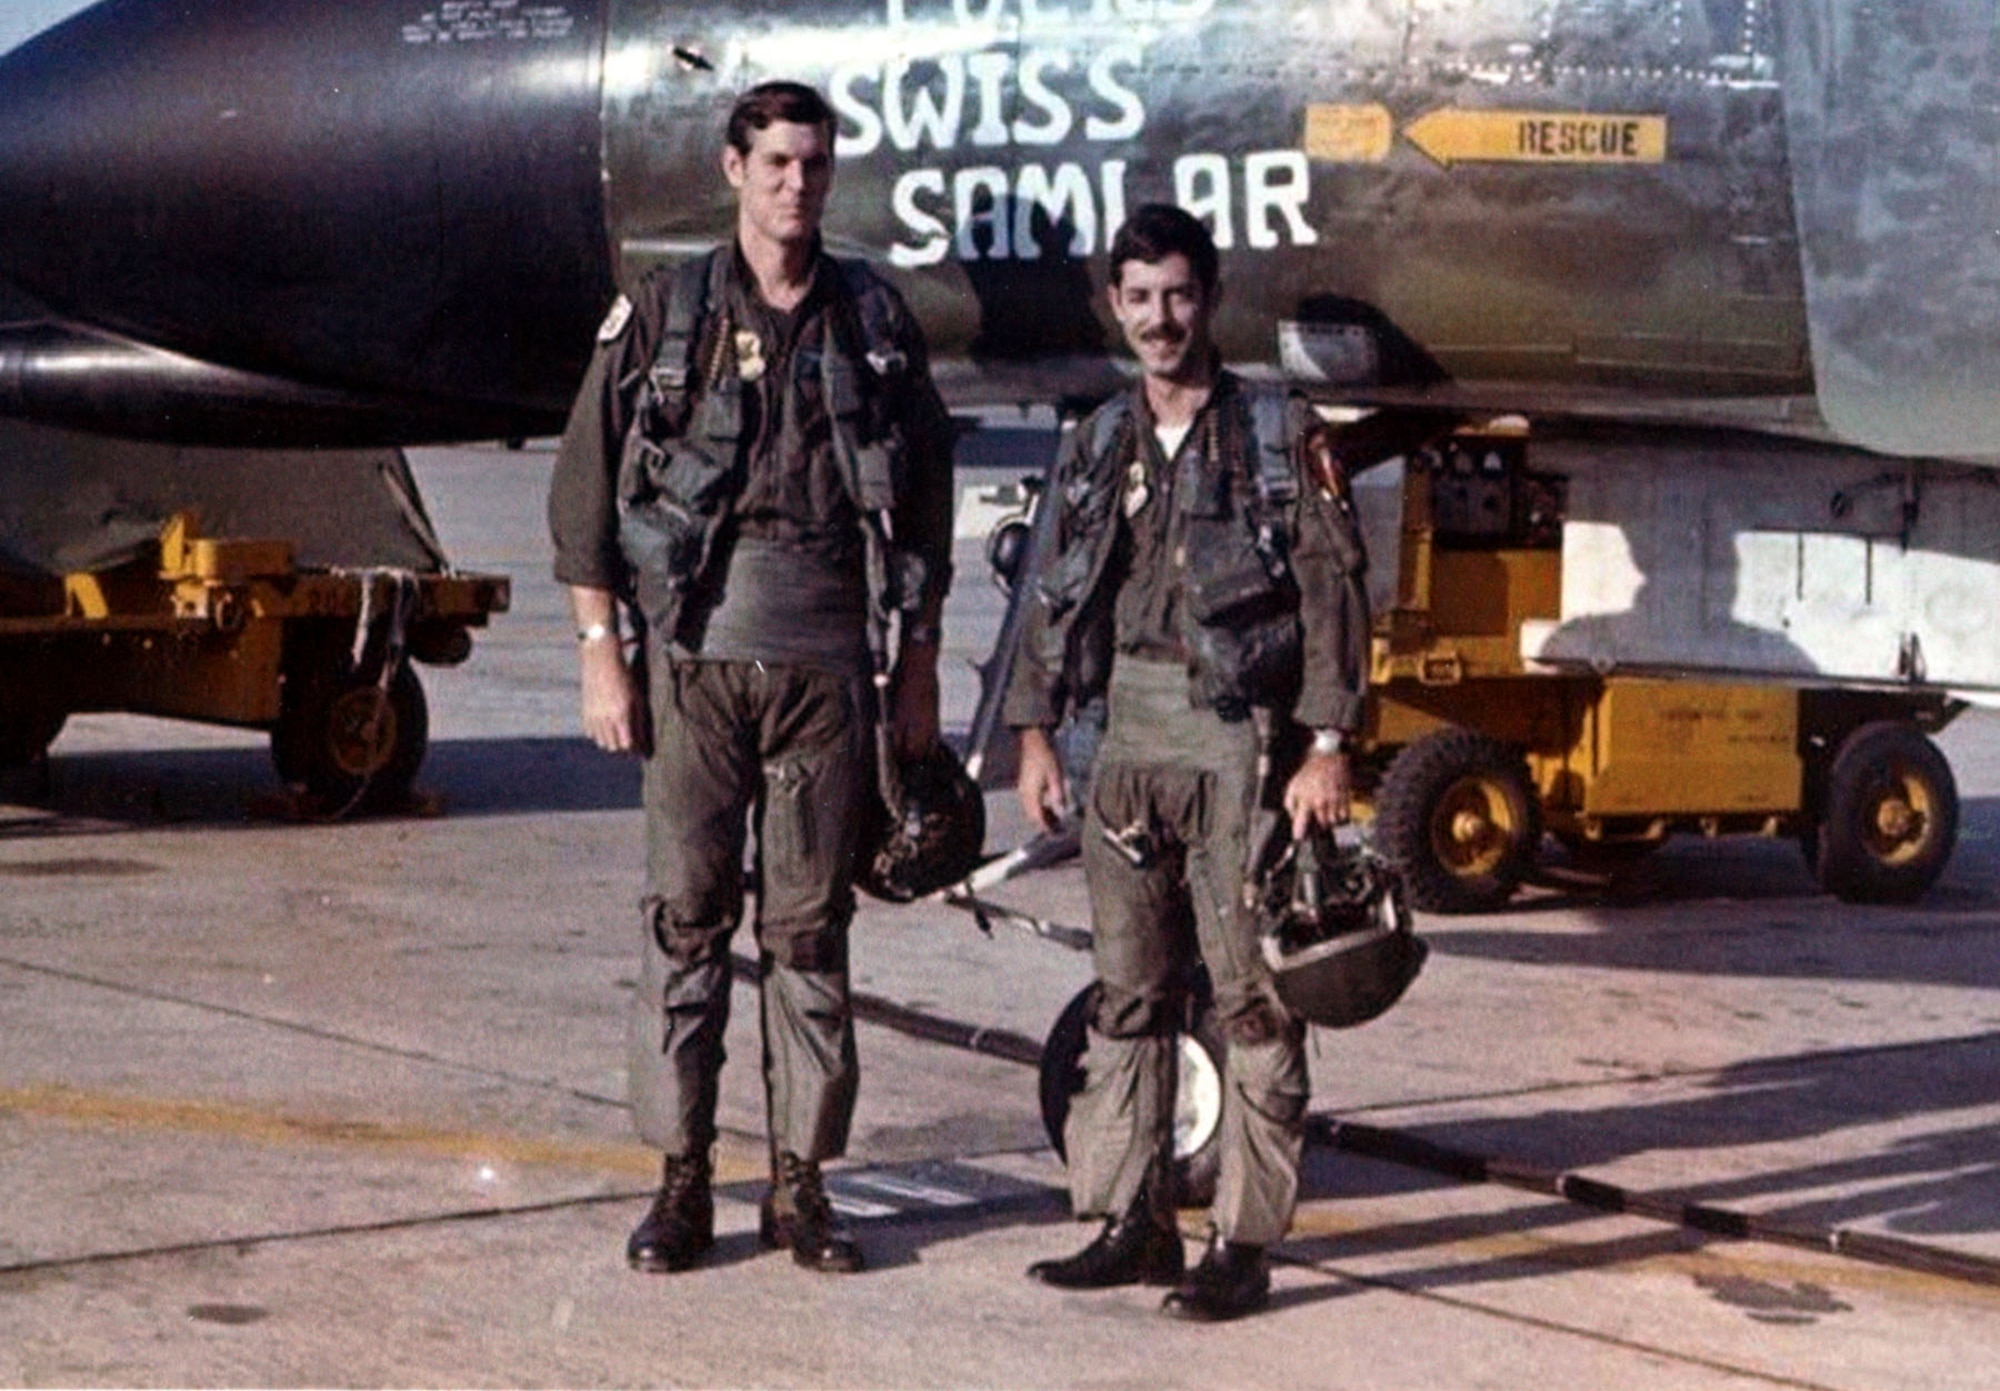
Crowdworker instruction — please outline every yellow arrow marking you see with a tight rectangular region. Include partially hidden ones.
[1404,108,1667,167]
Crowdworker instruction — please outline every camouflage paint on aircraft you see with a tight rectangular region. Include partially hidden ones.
[12,2,2000,461]
[605,0,1789,402]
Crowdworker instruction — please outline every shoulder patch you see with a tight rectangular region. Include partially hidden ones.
[596,294,635,344]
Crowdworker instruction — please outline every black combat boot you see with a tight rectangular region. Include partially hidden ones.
[1160,1231,1271,1321]
[1027,1185,1184,1289]
[626,1151,714,1273]
[759,1151,865,1273]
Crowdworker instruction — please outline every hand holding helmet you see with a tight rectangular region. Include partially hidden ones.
[857,742,988,903]
[1255,829,1426,1029]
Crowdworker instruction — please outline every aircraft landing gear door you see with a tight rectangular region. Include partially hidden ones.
[1780,1,2000,460]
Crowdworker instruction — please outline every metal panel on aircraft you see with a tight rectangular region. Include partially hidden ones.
[1523,436,2000,697]
[1779,0,2000,461]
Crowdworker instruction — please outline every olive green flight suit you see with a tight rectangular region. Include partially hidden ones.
[550,245,954,1164]
[633,657,871,1161]
[1005,374,1370,1245]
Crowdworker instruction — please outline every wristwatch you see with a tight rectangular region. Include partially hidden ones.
[1310,728,1349,757]
[576,621,617,645]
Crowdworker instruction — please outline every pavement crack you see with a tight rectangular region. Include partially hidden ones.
[0,1190,652,1279]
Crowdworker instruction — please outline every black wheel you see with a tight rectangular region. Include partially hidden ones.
[1374,728,1541,913]
[1808,721,1958,904]
[1038,982,1225,1209]
[0,705,65,768]
[272,659,429,813]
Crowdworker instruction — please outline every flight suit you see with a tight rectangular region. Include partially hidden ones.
[550,244,953,1165]
[1005,372,1369,1245]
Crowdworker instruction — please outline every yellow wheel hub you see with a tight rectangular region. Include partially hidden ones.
[1432,777,1517,877]
[1864,769,1934,866]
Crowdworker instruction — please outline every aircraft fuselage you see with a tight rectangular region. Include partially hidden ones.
[0,1,1975,456]
[608,0,1804,415]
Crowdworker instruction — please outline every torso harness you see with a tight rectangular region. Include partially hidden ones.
[1033,382,1305,720]
[614,250,926,684]
[614,249,929,814]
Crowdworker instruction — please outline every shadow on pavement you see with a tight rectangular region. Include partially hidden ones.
[0,736,644,830]
[1291,1029,2000,1295]
[1428,823,2000,991]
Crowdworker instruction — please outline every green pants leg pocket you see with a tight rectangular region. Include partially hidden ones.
[762,758,816,879]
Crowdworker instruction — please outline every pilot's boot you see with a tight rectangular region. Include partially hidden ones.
[625,1151,714,1273]
[759,1151,865,1273]
[1160,1230,1271,1321]
[1027,1183,1184,1289]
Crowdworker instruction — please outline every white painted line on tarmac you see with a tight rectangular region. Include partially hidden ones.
[826,1193,900,1219]
[838,1171,980,1208]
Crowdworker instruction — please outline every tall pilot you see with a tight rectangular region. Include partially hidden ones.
[548,80,955,1276]
[1005,204,1371,1320]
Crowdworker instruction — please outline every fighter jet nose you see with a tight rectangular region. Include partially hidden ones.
[0,0,609,422]
[0,0,457,354]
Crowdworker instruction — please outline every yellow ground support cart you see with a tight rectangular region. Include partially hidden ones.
[1354,426,1963,911]
[0,432,508,813]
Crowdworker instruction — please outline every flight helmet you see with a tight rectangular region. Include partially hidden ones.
[859,742,987,902]
[1256,829,1426,1028]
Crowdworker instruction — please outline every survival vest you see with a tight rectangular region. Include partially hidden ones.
[1032,379,1305,718]
[615,250,925,671]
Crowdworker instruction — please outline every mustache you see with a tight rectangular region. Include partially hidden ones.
[1139,324,1187,345]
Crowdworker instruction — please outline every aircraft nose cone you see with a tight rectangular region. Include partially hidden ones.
[0,0,445,374]
[0,0,608,413]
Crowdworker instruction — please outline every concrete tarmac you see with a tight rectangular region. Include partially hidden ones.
[3,440,2000,1388]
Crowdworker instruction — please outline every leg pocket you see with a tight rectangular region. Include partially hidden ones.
[762,758,816,877]
[757,669,872,950]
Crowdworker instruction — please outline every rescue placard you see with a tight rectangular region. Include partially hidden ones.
[1402,108,1667,167]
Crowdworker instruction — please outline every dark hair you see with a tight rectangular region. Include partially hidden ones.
[726,81,838,155]
[1108,203,1219,293]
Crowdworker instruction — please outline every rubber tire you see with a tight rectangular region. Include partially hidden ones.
[1374,728,1541,914]
[272,660,429,814]
[1038,982,1225,1209]
[1809,721,1958,904]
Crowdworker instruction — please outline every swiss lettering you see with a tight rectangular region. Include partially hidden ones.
[842,1,1316,265]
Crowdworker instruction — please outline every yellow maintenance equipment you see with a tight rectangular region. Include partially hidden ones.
[0,510,508,814]
[1351,426,1961,911]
